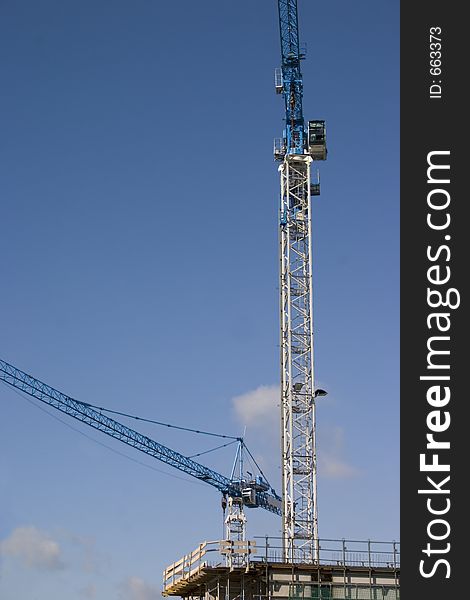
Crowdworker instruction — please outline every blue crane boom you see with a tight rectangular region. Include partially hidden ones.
[277,0,305,154]
[0,358,281,515]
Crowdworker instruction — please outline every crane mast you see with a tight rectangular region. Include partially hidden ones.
[275,0,327,564]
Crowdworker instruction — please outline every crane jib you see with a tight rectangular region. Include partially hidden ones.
[277,0,305,155]
[0,358,281,515]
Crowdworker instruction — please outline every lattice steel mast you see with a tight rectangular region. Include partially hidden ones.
[274,0,327,564]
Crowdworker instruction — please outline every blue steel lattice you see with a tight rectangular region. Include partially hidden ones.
[277,0,305,155]
[0,358,281,515]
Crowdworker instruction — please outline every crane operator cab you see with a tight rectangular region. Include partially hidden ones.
[308,120,327,160]
[241,476,271,508]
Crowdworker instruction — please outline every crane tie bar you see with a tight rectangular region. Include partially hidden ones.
[79,402,241,441]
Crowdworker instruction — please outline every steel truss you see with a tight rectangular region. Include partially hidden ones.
[0,359,281,517]
[279,154,318,563]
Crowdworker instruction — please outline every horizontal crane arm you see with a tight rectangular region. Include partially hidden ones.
[0,358,281,515]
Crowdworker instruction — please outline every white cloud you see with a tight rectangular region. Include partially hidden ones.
[0,526,64,570]
[231,385,358,481]
[318,427,359,479]
[231,385,280,480]
[319,456,358,478]
[232,385,279,426]
[68,533,102,574]
[79,583,97,598]
[119,576,161,600]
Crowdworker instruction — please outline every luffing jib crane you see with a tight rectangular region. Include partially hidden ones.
[0,358,281,557]
[275,0,327,564]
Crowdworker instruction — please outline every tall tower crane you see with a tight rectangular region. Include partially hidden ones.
[274,0,327,564]
[2,0,327,572]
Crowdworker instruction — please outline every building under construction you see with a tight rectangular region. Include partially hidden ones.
[162,537,400,600]
[0,2,400,598]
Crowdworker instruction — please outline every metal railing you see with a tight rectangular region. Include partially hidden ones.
[163,537,400,593]
[254,536,400,569]
[275,68,284,93]
[274,138,287,159]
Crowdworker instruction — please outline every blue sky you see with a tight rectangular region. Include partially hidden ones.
[0,1,399,598]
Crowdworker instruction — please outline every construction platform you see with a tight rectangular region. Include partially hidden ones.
[163,537,400,600]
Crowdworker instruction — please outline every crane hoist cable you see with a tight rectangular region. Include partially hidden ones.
[0,357,281,514]
[79,401,241,441]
